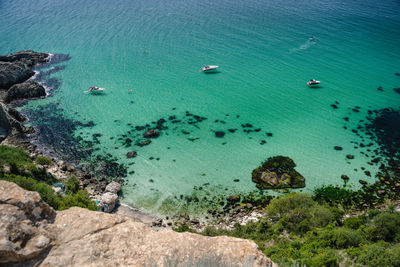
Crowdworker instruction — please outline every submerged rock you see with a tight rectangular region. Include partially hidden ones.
[251,156,305,189]
[136,140,152,147]
[126,151,137,158]
[215,131,225,138]
[143,129,160,138]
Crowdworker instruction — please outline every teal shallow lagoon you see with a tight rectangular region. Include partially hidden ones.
[1,0,400,214]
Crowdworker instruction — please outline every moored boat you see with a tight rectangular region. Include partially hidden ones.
[85,86,106,94]
[201,65,219,72]
[307,79,321,86]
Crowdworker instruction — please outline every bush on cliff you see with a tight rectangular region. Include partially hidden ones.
[0,173,97,211]
[0,145,96,211]
[0,145,56,183]
[35,155,52,165]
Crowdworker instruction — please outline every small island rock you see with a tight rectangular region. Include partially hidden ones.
[252,156,305,189]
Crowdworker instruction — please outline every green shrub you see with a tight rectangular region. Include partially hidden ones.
[35,156,52,166]
[331,228,365,248]
[65,176,80,194]
[266,193,335,233]
[58,190,97,210]
[343,215,366,230]
[352,242,400,266]
[1,173,96,211]
[369,212,400,242]
[313,185,357,208]
[0,145,31,168]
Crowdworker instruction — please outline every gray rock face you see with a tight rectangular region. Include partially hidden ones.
[0,50,48,65]
[5,81,46,103]
[0,50,49,89]
[0,62,34,89]
[0,102,11,138]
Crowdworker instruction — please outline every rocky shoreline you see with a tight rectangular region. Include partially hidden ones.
[0,50,134,216]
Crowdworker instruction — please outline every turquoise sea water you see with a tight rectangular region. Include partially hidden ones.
[1,0,400,214]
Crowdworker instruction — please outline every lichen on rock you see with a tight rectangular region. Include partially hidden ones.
[251,156,305,189]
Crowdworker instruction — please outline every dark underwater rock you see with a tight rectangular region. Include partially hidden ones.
[126,151,137,158]
[334,146,343,151]
[394,88,400,94]
[346,154,354,159]
[143,129,160,138]
[215,131,225,138]
[251,156,305,189]
[5,81,46,103]
[341,174,349,180]
[136,140,151,147]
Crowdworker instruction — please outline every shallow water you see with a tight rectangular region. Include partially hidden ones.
[1,0,400,214]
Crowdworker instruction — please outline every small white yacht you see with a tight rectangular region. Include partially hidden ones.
[307,79,321,86]
[86,86,105,93]
[201,65,219,72]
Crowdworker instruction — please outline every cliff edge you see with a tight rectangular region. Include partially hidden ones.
[0,181,275,266]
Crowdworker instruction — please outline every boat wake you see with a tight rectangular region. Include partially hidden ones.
[289,40,316,53]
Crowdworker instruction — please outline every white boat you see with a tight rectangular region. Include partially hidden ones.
[85,86,106,94]
[201,65,219,72]
[307,79,321,86]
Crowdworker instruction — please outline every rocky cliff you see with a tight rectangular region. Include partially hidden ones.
[0,181,275,266]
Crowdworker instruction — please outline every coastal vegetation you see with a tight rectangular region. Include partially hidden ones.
[0,145,97,210]
[175,192,400,266]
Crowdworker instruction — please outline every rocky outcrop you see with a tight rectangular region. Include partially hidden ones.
[100,192,119,213]
[0,50,49,142]
[252,156,305,189]
[0,181,275,266]
[0,61,34,89]
[0,50,48,90]
[105,181,121,194]
[0,181,55,264]
[5,81,46,103]
[0,102,26,141]
[0,102,11,139]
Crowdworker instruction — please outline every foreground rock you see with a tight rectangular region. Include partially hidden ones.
[0,181,275,266]
[5,81,46,103]
[252,156,305,189]
[0,181,55,264]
